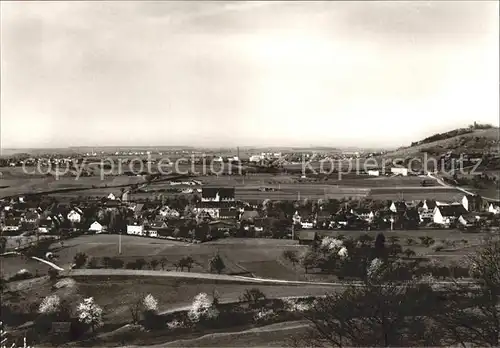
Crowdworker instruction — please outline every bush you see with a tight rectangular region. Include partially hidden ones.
[125,261,137,270]
[209,253,225,274]
[9,269,33,282]
[135,258,147,270]
[240,288,267,308]
[187,293,219,323]
[38,295,61,315]
[48,268,59,281]
[73,252,88,269]
[432,243,445,252]
[87,257,99,269]
[109,258,124,269]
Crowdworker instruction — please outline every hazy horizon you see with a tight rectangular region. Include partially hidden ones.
[1,1,499,149]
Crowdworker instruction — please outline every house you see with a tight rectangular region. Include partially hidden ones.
[89,221,104,234]
[488,203,500,215]
[300,221,314,229]
[367,170,380,176]
[390,201,408,213]
[350,208,374,222]
[121,190,130,202]
[147,221,167,237]
[127,224,145,236]
[208,220,234,234]
[23,211,40,224]
[67,209,83,223]
[219,208,239,220]
[193,204,220,219]
[461,194,483,212]
[292,211,302,225]
[158,206,180,219]
[298,230,317,245]
[201,187,235,202]
[107,193,117,200]
[391,167,408,176]
[418,208,434,222]
[38,218,54,234]
[315,210,333,229]
[488,202,500,215]
[418,200,437,211]
[104,200,121,209]
[254,218,264,233]
[458,214,478,228]
[433,205,468,225]
[2,218,21,232]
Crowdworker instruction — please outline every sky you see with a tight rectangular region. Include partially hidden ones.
[1,1,499,149]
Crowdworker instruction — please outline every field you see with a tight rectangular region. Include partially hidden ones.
[48,235,304,279]
[0,164,463,202]
[0,172,147,199]
[0,254,52,279]
[46,231,487,281]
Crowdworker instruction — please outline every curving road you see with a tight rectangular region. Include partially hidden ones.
[427,173,499,202]
[66,268,475,287]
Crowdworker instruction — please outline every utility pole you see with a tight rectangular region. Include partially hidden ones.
[118,232,122,255]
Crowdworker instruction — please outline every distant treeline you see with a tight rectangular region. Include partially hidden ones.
[411,122,494,147]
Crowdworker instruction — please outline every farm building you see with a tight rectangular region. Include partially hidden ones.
[458,214,478,228]
[89,221,104,234]
[390,167,408,176]
[433,205,468,225]
[201,187,235,202]
[461,194,484,212]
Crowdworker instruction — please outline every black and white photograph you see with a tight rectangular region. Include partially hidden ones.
[0,1,499,347]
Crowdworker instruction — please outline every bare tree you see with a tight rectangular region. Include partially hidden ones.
[435,238,500,347]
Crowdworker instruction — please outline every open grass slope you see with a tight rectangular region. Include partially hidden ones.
[160,320,310,347]
[48,235,304,279]
[381,127,499,158]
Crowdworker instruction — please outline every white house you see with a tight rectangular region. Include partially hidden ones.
[293,211,302,224]
[488,203,500,215]
[89,221,104,234]
[127,224,145,236]
[350,209,374,222]
[367,170,380,176]
[461,194,483,212]
[107,193,117,200]
[67,209,82,223]
[249,155,263,163]
[391,167,408,176]
[390,201,408,213]
[301,221,314,229]
[158,206,180,219]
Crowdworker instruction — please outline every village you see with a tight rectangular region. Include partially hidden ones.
[1,181,499,248]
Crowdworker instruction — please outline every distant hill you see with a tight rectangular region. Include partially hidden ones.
[383,126,499,158]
